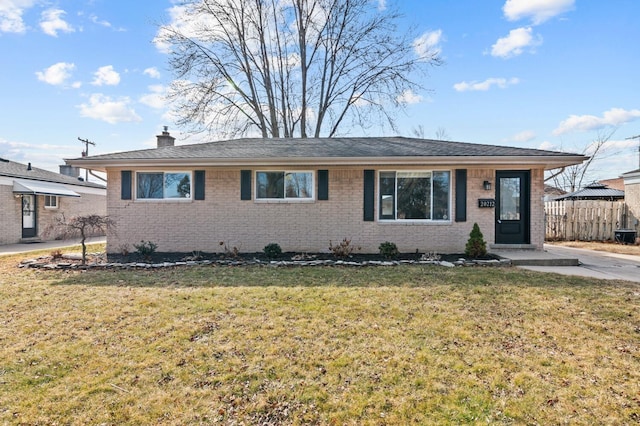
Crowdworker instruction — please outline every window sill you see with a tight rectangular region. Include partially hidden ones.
[254,199,316,204]
[378,220,452,225]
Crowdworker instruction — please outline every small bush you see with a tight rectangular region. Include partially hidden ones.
[329,238,361,258]
[465,223,487,258]
[50,249,63,259]
[219,241,240,259]
[378,241,399,259]
[263,243,282,259]
[134,240,158,259]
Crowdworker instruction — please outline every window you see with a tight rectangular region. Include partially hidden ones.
[256,171,313,200]
[379,171,450,221]
[136,172,191,199]
[44,195,58,208]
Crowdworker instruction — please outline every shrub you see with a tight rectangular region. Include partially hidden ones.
[329,238,361,258]
[134,240,158,260]
[50,249,63,259]
[378,241,399,259]
[263,243,282,259]
[465,223,487,258]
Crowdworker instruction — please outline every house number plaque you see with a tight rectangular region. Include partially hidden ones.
[478,198,495,208]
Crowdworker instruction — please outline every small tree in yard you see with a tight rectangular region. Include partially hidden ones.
[45,214,115,265]
[465,223,487,259]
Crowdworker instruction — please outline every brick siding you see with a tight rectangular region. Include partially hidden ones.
[106,165,545,255]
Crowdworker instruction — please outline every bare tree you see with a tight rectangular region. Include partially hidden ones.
[547,129,616,192]
[157,0,441,139]
[45,214,115,265]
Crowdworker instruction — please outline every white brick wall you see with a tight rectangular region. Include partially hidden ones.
[106,165,545,255]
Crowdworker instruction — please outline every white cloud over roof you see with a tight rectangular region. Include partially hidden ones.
[491,27,541,58]
[454,77,520,92]
[413,29,443,59]
[39,8,74,37]
[503,0,575,25]
[91,65,121,86]
[0,0,35,33]
[553,108,640,135]
[35,62,76,86]
[78,94,141,124]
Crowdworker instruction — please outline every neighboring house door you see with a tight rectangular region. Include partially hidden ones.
[495,171,530,244]
[21,194,37,238]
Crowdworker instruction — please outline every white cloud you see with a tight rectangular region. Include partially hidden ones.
[35,62,77,86]
[538,141,556,151]
[377,0,386,11]
[396,89,422,105]
[139,85,167,109]
[503,0,575,25]
[78,94,142,124]
[91,65,120,86]
[491,27,541,58]
[0,0,35,33]
[511,130,536,143]
[144,67,161,79]
[413,29,443,59]
[553,108,640,135]
[40,8,74,37]
[454,77,520,92]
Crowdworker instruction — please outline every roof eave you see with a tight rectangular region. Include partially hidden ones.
[66,154,587,172]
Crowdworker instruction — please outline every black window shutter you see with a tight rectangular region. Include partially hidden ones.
[194,170,205,200]
[240,170,252,200]
[363,169,375,221]
[121,170,132,200]
[317,170,329,200]
[455,169,467,222]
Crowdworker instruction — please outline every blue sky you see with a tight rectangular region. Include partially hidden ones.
[1,0,639,184]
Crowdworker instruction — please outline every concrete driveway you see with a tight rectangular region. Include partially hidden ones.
[520,244,640,283]
[0,237,106,256]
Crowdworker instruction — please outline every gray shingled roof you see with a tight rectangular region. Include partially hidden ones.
[69,137,584,162]
[555,182,625,200]
[0,158,105,189]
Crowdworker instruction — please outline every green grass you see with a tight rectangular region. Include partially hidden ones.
[0,244,638,424]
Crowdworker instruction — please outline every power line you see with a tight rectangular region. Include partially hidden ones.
[78,137,96,181]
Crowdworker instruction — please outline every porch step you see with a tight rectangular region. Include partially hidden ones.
[490,247,580,267]
[20,237,42,244]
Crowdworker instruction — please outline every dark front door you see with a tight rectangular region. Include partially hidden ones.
[21,195,37,238]
[495,171,530,244]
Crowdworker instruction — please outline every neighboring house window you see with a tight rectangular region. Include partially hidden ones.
[44,195,58,208]
[256,171,314,200]
[379,171,451,221]
[136,172,192,199]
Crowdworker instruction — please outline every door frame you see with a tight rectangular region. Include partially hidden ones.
[495,170,530,245]
[21,194,37,238]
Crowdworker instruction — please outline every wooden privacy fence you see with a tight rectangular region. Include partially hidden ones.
[545,200,628,241]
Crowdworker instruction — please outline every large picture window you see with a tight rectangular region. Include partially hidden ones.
[379,171,450,221]
[256,171,313,200]
[136,172,191,199]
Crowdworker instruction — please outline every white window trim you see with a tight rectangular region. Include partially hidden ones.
[377,169,453,223]
[44,195,59,209]
[134,171,193,201]
[255,170,315,202]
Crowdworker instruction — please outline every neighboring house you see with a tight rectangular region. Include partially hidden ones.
[552,182,625,201]
[543,184,566,201]
[0,158,106,245]
[622,169,640,234]
[598,177,625,191]
[66,131,585,255]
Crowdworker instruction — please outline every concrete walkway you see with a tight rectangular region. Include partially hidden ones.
[493,244,640,283]
[0,237,106,256]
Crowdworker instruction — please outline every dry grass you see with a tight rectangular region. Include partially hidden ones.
[548,240,640,256]
[0,244,639,425]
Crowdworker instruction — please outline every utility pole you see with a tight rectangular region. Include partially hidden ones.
[626,134,640,169]
[78,137,95,181]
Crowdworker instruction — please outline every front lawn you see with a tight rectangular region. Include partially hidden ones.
[0,244,638,424]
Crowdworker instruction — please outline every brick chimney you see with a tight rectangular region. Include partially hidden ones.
[157,126,175,148]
